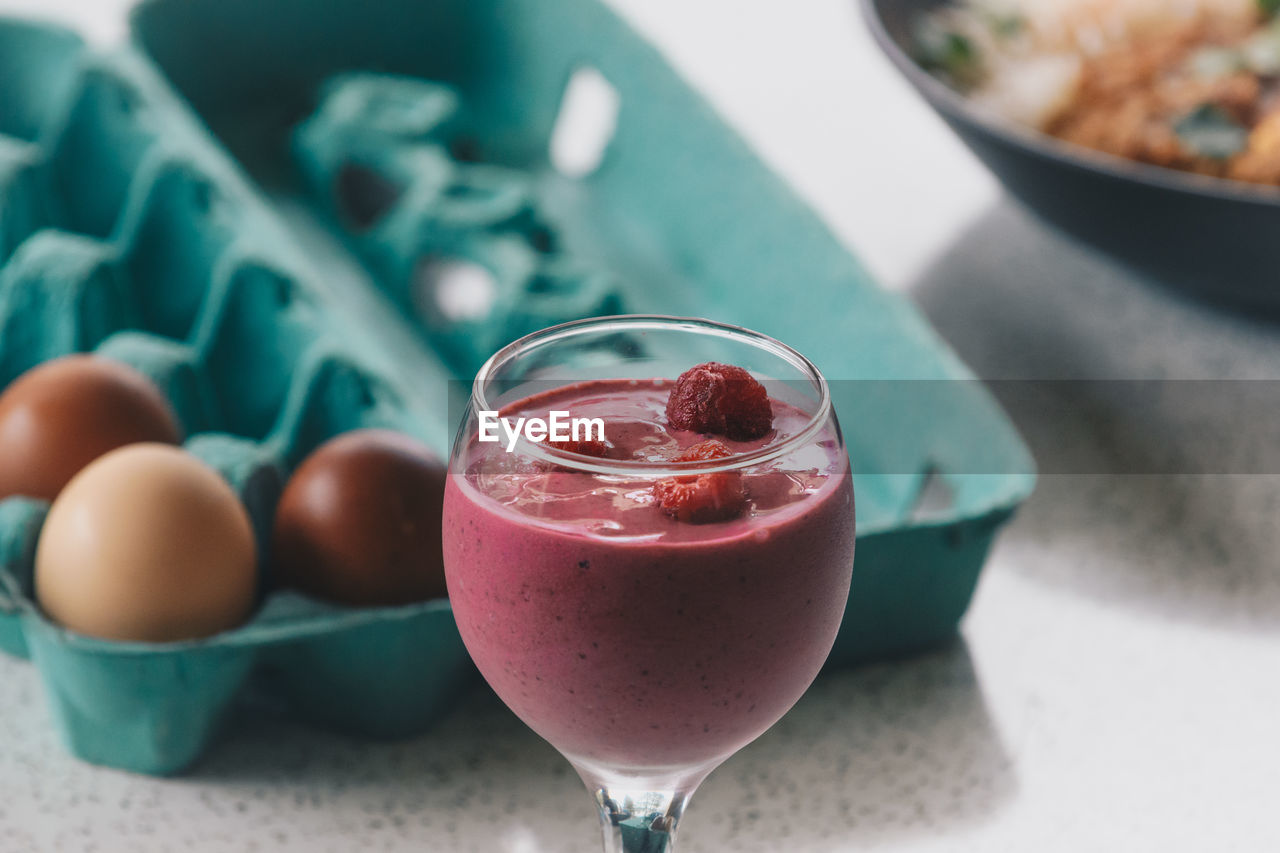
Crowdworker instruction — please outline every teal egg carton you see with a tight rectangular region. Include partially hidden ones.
[0,19,472,775]
[132,0,1036,663]
[0,0,1035,777]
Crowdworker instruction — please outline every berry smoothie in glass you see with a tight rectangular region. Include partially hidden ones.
[443,316,855,852]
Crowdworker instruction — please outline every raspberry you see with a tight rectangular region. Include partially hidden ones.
[665,362,773,440]
[652,440,746,524]
[653,473,745,524]
[678,439,734,462]
[547,438,610,458]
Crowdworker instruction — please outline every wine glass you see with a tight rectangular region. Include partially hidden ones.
[443,315,855,852]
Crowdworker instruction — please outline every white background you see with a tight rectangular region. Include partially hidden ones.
[3,1,1280,851]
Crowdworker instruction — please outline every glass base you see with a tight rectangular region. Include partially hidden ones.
[574,759,719,853]
[593,786,689,853]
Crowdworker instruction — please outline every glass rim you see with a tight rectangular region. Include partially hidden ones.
[469,315,835,476]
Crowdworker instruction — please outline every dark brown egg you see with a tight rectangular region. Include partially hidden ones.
[0,355,183,501]
[272,429,448,606]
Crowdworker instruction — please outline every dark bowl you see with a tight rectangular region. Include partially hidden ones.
[863,0,1280,313]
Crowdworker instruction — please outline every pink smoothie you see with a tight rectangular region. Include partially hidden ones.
[442,380,855,778]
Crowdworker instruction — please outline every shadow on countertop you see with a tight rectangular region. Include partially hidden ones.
[180,640,1010,852]
[684,639,1013,851]
[910,200,1280,632]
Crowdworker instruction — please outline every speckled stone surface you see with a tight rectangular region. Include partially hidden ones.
[4,0,1280,850]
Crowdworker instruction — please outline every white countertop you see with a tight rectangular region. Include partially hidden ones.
[4,1,1280,851]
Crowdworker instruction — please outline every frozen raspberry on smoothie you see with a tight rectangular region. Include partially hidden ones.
[679,438,734,462]
[547,437,610,458]
[653,439,746,523]
[665,362,773,440]
[653,472,746,524]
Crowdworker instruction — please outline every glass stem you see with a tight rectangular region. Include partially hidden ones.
[595,786,692,853]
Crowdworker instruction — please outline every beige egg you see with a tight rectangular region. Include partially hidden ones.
[35,443,257,642]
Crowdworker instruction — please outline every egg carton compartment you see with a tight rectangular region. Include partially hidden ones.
[133,0,1036,669]
[0,20,473,775]
[293,73,624,376]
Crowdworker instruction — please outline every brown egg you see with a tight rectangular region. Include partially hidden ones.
[272,429,447,607]
[0,355,182,501]
[35,444,257,642]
